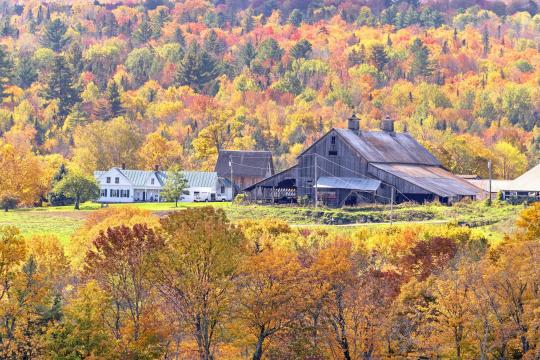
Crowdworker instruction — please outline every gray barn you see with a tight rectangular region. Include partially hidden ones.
[244,115,480,207]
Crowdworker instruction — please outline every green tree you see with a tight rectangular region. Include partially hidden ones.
[133,18,153,44]
[161,165,188,207]
[175,42,219,93]
[174,28,185,48]
[106,80,123,119]
[288,9,303,26]
[45,55,81,119]
[410,38,433,80]
[0,46,12,100]
[41,18,70,52]
[125,47,158,86]
[14,56,36,89]
[290,39,312,60]
[369,44,389,72]
[53,172,99,210]
[239,41,256,68]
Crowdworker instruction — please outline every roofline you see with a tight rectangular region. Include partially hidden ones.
[243,164,298,191]
[218,149,273,153]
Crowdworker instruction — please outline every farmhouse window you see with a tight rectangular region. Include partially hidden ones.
[106,177,111,184]
[115,177,119,184]
[100,189,107,197]
[151,178,155,185]
[329,150,338,156]
[331,136,336,144]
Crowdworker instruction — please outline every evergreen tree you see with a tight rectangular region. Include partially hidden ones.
[482,27,490,56]
[241,10,254,33]
[133,18,153,44]
[288,9,303,26]
[0,46,13,100]
[106,80,123,118]
[369,44,389,72]
[49,164,73,206]
[348,48,365,66]
[410,38,433,80]
[41,18,70,52]
[203,30,225,56]
[175,42,219,93]
[290,39,312,59]
[14,56,37,89]
[66,42,84,74]
[45,55,81,119]
[174,28,186,48]
[239,41,256,68]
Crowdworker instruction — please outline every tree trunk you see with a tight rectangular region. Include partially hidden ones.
[335,290,352,360]
[75,195,80,210]
[252,327,266,360]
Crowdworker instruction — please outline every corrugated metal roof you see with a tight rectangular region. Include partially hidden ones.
[316,177,381,191]
[180,171,217,188]
[334,128,441,166]
[502,164,540,191]
[215,150,274,177]
[94,169,218,189]
[370,163,481,197]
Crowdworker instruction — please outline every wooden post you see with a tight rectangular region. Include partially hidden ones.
[487,160,492,206]
[314,155,318,208]
[390,186,394,226]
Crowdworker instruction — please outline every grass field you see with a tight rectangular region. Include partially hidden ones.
[0,200,522,244]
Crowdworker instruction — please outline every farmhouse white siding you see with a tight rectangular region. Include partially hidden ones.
[94,168,231,203]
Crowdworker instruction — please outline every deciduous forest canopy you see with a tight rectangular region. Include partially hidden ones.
[1,0,540,207]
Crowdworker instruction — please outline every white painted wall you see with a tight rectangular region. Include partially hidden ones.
[96,169,135,203]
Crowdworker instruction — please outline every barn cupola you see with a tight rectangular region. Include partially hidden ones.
[347,113,360,134]
[381,115,395,134]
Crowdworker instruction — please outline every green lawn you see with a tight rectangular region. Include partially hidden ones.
[0,200,522,245]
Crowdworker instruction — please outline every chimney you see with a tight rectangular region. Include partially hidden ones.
[121,163,126,170]
[154,164,159,171]
[381,115,395,134]
[347,113,360,133]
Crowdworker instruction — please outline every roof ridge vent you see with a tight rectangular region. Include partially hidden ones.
[347,113,360,134]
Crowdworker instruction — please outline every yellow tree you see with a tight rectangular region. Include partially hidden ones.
[139,131,183,170]
[0,141,43,210]
[236,247,310,360]
[491,141,527,179]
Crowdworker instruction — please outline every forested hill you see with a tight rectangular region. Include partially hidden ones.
[2,0,540,206]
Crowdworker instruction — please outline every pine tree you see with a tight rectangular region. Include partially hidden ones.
[175,42,219,93]
[369,44,389,72]
[133,18,153,44]
[239,41,256,68]
[106,80,123,118]
[41,18,70,52]
[241,10,254,33]
[482,27,490,56]
[14,56,36,89]
[410,38,432,80]
[45,55,81,119]
[174,28,186,48]
[290,39,312,59]
[0,46,12,100]
[66,42,84,74]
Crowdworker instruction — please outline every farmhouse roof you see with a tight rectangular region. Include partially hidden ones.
[215,150,274,177]
[94,169,218,188]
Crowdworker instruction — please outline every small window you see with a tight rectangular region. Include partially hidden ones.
[100,189,107,197]
[115,177,119,184]
[151,178,155,185]
[329,150,338,156]
[106,177,111,184]
[221,185,225,193]
[331,136,336,144]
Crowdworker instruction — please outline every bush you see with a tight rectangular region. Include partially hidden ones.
[234,193,246,204]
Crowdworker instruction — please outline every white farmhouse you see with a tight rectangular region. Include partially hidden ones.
[94,166,232,203]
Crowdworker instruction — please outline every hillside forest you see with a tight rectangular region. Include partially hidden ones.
[1,0,540,207]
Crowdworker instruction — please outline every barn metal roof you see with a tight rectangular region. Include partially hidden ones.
[502,164,540,192]
[370,163,481,197]
[334,128,441,166]
[215,150,274,177]
[316,177,381,191]
[467,179,513,193]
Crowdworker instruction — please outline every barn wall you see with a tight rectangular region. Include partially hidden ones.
[297,129,370,203]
